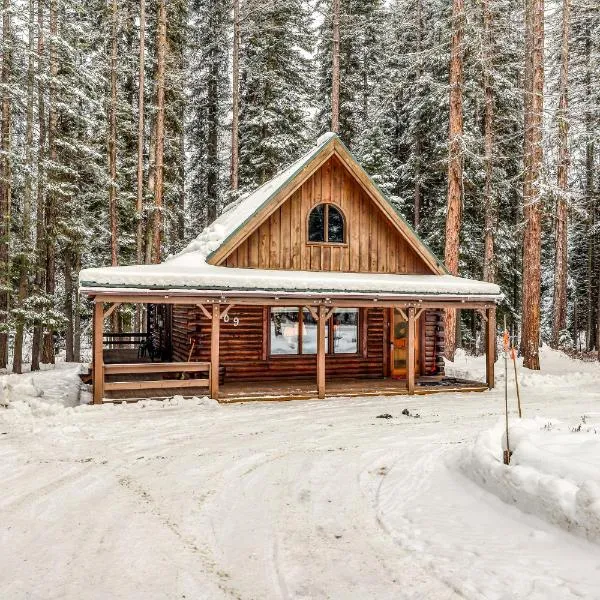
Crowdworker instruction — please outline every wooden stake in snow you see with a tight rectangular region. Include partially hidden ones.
[511,347,522,418]
[503,318,511,465]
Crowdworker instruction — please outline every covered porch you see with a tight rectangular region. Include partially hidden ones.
[88,292,497,404]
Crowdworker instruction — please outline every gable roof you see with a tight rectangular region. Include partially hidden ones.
[181,132,446,274]
[78,134,502,301]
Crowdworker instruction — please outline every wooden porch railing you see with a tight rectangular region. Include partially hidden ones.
[103,362,210,392]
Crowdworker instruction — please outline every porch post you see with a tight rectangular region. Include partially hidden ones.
[317,304,326,398]
[486,306,496,389]
[210,303,220,400]
[407,306,415,394]
[92,300,104,404]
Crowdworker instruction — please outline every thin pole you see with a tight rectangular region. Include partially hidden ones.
[503,316,510,464]
[511,346,522,418]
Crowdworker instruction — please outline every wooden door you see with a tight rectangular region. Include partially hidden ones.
[390,308,419,379]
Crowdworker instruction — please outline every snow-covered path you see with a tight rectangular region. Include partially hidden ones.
[1,351,600,599]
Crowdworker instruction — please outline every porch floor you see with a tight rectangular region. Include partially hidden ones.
[219,376,488,402]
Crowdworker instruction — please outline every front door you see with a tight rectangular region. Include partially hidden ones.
[390,308,418,379]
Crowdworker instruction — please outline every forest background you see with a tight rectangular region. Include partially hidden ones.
[0,0,598,372]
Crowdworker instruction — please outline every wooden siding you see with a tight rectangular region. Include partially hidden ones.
[222,156,432,274]
[172,304,444,382]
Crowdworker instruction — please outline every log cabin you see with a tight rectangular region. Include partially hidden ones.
[79,133,502,404]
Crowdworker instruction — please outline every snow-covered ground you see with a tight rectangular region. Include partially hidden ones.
[1,347,599,599]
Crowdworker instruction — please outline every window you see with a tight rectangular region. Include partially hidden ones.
[269,307,358,355]
[308,204,345,244]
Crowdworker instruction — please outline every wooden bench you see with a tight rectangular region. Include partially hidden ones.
[103,362,211,392]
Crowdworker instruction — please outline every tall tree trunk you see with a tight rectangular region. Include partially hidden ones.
[230,0,240,192]
[152,0,166,264]
[42,0,58,365]
[583,24,594,353]
[331,0,340,133]
[551,0,571,348]
[31,0,46,371]
[136,0,145,264]
[413,0,422,229]
[135,0,145,332]
[13,0,35,374]
[108,0,118,267]
[64,250,74,361]
[0,0,12,368]
[444,0,464,360]
[207,17,219,225]
[482,0,495,284]
[521,0,544,370]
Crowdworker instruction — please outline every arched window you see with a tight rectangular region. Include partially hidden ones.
[308,204,345,244]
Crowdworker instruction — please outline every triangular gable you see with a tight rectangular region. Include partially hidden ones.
[207,134,446,275]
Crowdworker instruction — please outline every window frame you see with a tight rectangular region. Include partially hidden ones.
[306,203,348,246]
[268,306,360,357]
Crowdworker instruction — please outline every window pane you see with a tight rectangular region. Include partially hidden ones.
[270,308,299,354]
[302,308,328,354]
[308,205,325,242]
[327,205,344,243]
[333,309,358,353]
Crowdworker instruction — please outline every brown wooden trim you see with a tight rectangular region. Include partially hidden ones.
[212,145,337,266]
[262,306,269,360]
[103,302,122,320]
[220,303,235,321]
[87,293,498,311]
[407,307,416,394]
[105,378,209,392]
[210,304,220,399]
[486,307,496,388]
[361,308,368,358]
[317,304,326,398]
[195,303,211,319]
[104,362,210,375]
[331,140,444,274]
[93,302,104,404]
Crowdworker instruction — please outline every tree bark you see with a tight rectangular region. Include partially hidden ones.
[331,0,340,134]
[551,0,570,348]
[136,0,145,264]
[42,0,58,365]
[13,0,35,374]
[230,0,240,192]
[482,0,495,284]
[152,0,166,264]
[64,250,74,362]
[108,0,118,267]
[521,0,544,370]
[31,0,46,371]
[413,0,422,230]
[444,0,464,360]
[0,0,12,368]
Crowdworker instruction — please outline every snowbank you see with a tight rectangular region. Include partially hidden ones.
[0,363,84,417]
[459,416,600,542]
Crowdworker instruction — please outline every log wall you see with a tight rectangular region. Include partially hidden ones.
[172,304,444,382]
[222,156,432,275]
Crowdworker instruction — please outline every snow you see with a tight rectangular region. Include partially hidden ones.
[79,249,502,298]
[459,417,600,543]
[2,347,600,599]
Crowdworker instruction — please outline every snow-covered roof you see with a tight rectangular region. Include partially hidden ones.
[79,250,502,300]
[79,132,502,301]
[180,132,338,261]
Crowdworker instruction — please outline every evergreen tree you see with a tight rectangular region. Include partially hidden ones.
[239,0,313,189]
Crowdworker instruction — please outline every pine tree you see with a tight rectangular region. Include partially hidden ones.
[239,0,313,188]
[187,0,230,231]
[521,0,545,369]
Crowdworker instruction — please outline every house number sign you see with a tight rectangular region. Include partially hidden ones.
[223,314,240,327]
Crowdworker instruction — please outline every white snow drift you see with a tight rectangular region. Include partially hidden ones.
[459,416,600,542]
